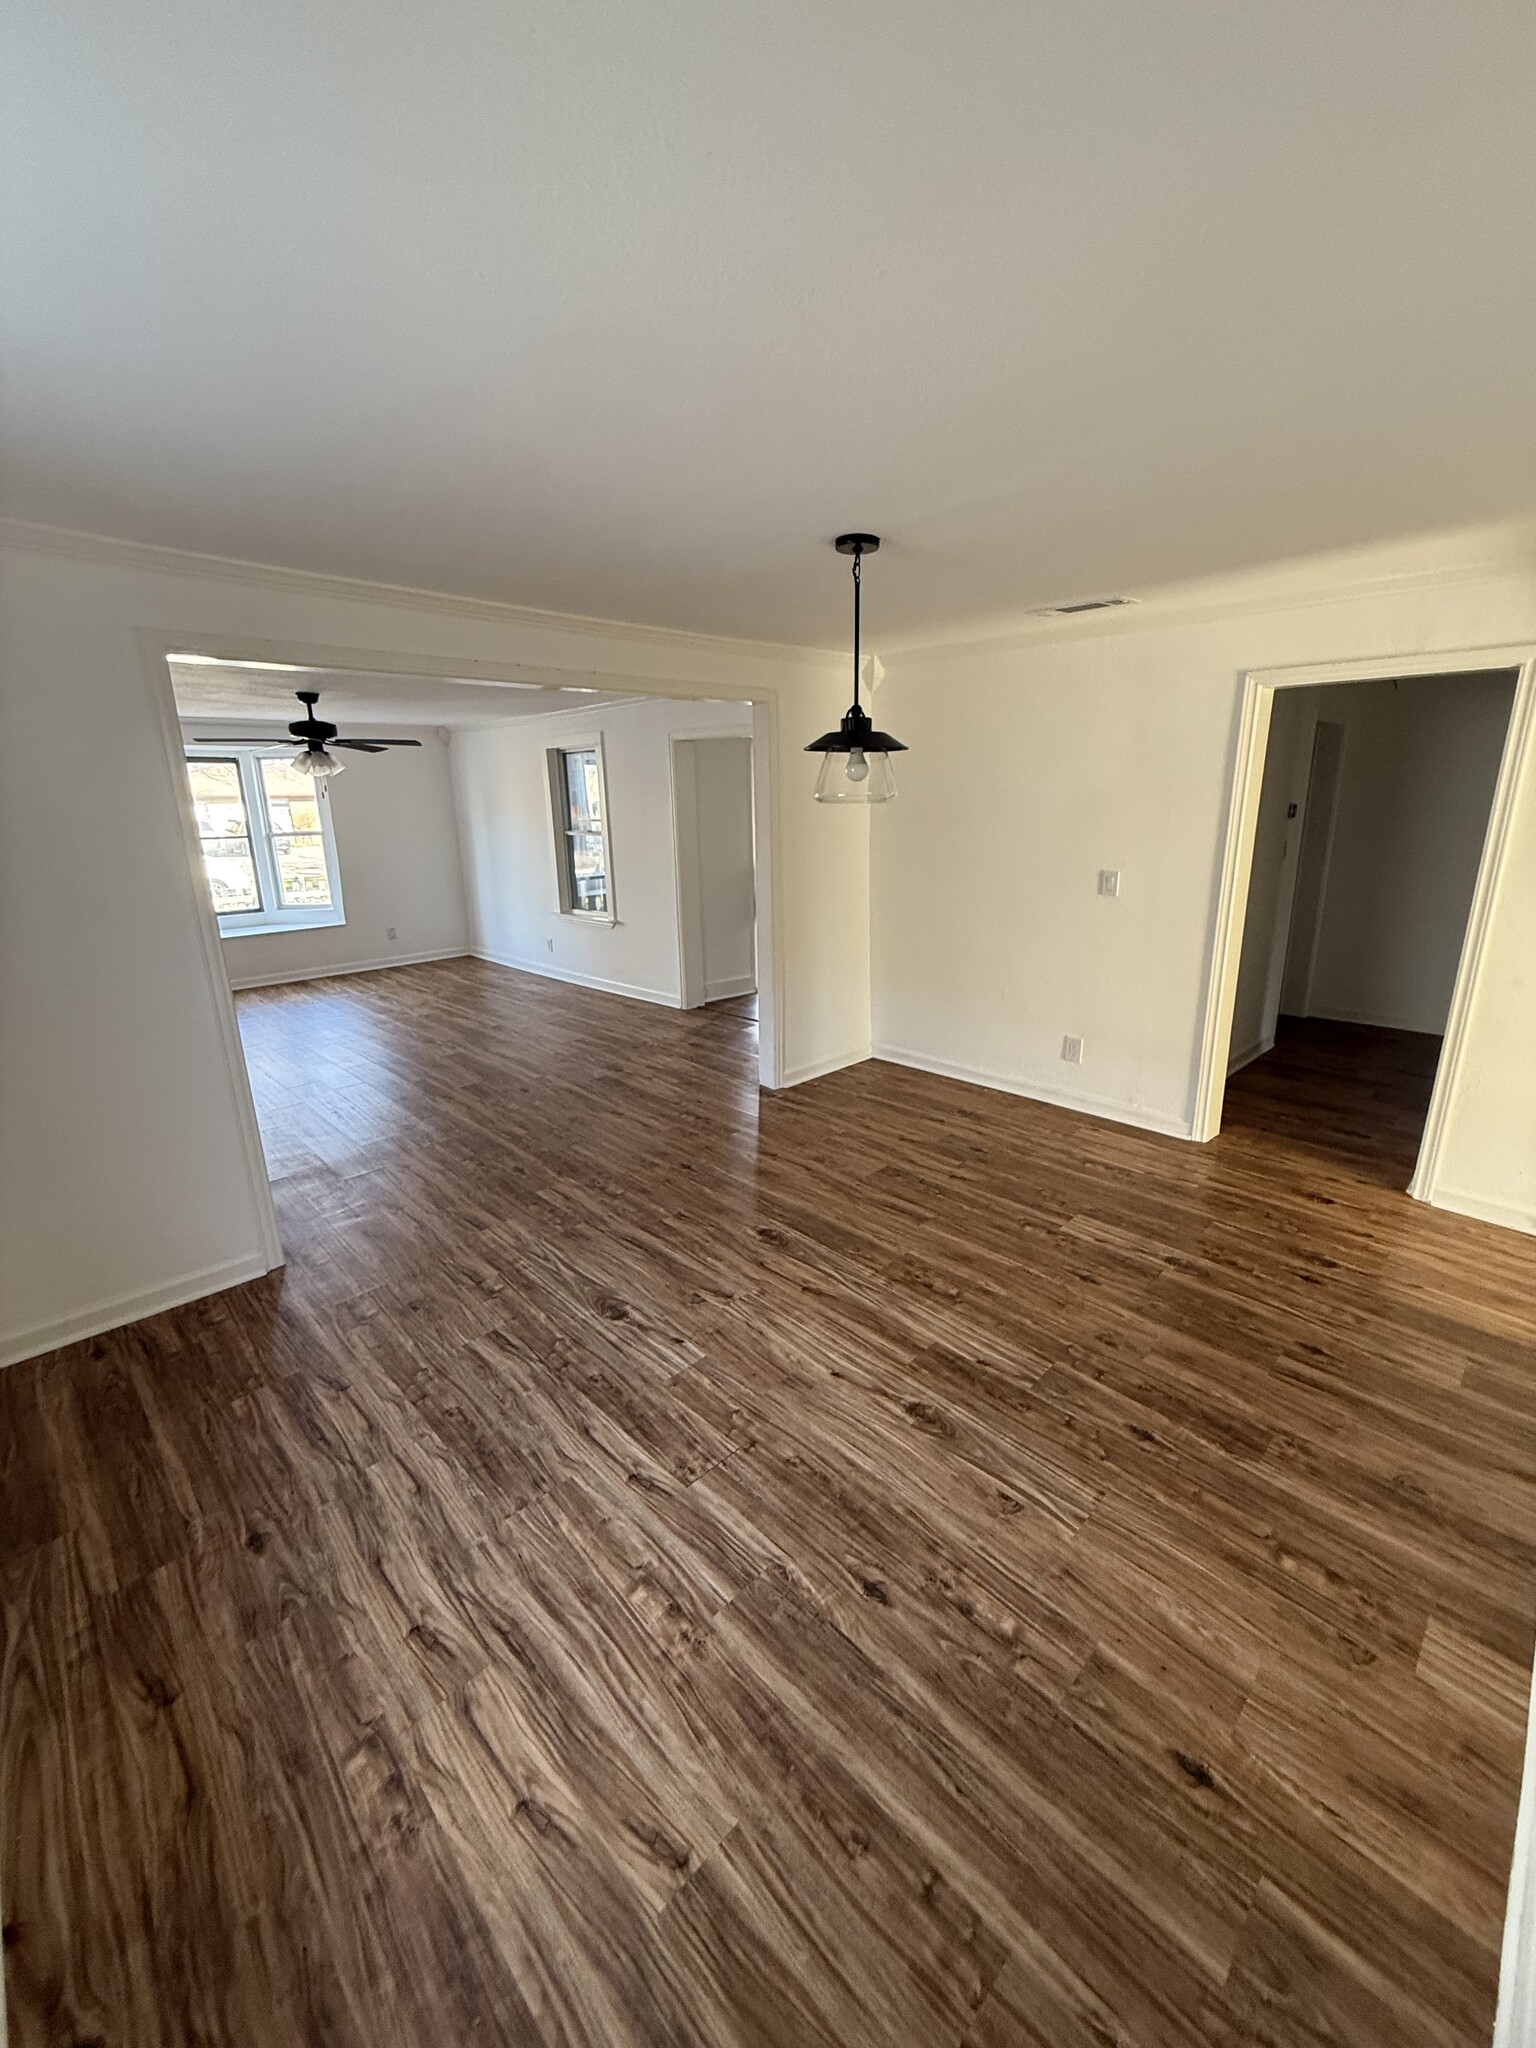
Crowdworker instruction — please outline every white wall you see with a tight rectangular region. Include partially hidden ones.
[1301,672,1516,1033]
[180,719,470,988]
[687,736,757,1002]
[873,565,1536,1227]
[451,698,753,1007]
[0,527,863,1366]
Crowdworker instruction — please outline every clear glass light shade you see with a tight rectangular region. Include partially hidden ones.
[813,747,898,803]
[292,746,344,778]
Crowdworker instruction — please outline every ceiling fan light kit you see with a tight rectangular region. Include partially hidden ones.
[805,534,906,804]
[197,688,425,779]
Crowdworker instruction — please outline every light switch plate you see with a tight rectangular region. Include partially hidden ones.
[1098,869,1120,897]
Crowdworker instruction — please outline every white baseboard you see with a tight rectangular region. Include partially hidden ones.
[1418,1183,1536,1238]
[1494,1644,1536,2044]
[0,1251,281,1370]
[472,947,681,1009]
[705,973,758,1002]
[871,1042,1194,1140]
[1305,1003,1446,1036]
[1227,1033,1274,1076]
[779,1045,872,1088]
[227,946,469,991]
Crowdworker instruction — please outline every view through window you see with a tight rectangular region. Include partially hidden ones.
[185,749,344,931]
[556,747,610,915]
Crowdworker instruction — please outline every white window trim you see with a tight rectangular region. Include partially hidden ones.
[185,743,346,937]
[545,733,618,925]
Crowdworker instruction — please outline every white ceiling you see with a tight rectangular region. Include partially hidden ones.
[169,660,627,728]
[8,3,1536,646]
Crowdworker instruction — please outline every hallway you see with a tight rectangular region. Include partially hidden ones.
[3,958,1535,2047]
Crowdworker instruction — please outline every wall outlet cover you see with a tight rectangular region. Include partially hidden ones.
[386,926,397,941]
[1061,1035,1083,1064]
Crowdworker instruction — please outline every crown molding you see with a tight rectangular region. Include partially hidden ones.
[10,511,1532,673]
[0,517,839,672]
[886,526,1536,662]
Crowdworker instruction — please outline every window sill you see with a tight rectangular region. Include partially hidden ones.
[551,910,619,927]
[219,914,347,940]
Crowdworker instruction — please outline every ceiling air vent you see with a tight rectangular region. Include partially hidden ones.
[1029,595,1138,618]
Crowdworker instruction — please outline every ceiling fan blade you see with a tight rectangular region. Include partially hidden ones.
[190,738,292,749]
[331,737,423,750]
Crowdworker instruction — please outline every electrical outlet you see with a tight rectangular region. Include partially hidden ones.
[1061,1035,1083,1064]
[1097,869,1120,898]
[386,925,397,942]
[546,936,555,953]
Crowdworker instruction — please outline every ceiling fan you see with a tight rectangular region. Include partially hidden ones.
[196,689,423,778]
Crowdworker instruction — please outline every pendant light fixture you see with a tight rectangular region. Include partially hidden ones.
[806,533,906,803]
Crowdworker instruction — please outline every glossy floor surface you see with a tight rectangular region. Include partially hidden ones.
[4,968,1536,2046]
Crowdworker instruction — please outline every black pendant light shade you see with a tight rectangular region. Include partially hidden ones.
[806,534,906,803]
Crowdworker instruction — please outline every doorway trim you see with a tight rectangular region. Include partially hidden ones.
[1191,643,1536,1210]
[141,630,791,1292]
[136,630,285,1279]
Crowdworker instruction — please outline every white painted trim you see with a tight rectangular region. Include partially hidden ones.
[1494,1646,1536,2046]
[781,1046,873,1088]
[0,1253,276,1371]
[1305,1004,1447,1034]
[1192,645,1536,1192]
[471,946,681,1009]
[11,512,1533,668]
[705,974,758,1002]
[1191,675,1273,1141]
[750,700,783,1089]
[222,910,347,939]
[1227,1034,1274,1076]
[1411,656,1536,1204]
[872,1044,1194,1139]
[890,539,1536,661]
[1424,1185,1536,1239]
[226,947,470,991]
[137,631,285,1274]
[1,515,837,668]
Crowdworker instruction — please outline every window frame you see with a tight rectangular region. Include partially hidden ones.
[545,736,617,924]
[184,743,346,936]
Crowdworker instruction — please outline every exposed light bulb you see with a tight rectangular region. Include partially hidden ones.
[293,747,344,778]
[845,748,869,783]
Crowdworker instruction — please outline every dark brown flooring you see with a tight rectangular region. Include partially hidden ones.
[4,960,1536,2047]
[1225,1014,1445,1192]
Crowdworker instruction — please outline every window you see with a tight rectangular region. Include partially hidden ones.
[260,758,334,910]
[186,758,261,913]
[549,744,612,917]
[184,748,345,934]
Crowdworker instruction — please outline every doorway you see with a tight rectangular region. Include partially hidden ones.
[671,734,758,1011]
[1205,661,1525,1192]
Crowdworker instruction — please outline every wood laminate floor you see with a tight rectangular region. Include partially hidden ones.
[5,962,1536,2047]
